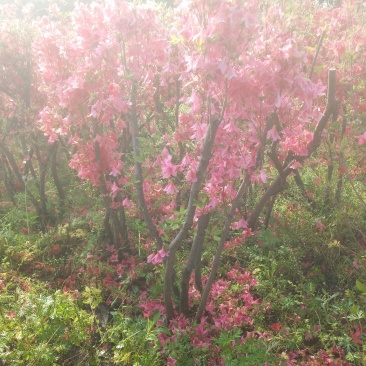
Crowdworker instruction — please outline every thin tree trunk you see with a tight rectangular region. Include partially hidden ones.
[309,30,326,80]
[35,144,53,225]
[194,216,209,293]
[130,80,163,251]
[164,115,221,322]
[94,140,127,260]
[180,213,210,315]
[1,153,16,205]
[51,143,66,218]
[292,170,315,206]
[264,193,277,229]
[247,172,290,230]
[335,114,347,203]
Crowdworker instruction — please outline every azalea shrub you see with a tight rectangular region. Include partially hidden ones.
[32,0,364,323]
[0,0,366,364]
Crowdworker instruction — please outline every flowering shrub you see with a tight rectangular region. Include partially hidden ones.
[0,0,366,364]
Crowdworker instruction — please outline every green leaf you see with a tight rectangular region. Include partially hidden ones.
[350,304,360,315]
[356,280,366,294]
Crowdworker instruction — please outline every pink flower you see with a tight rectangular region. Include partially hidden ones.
[191,121,208,140]
[110,163,122,177]
[231,218,248,229]
[251,171,267,184]
[186,169,197,182]
[267,125,281,141]
[290,161,302,169]
[161,155,178,179]
[355,131,366,145]
[164,181,178,195]
[167,356,177,366]
[180,154,191,167]
[147,247,169,265]
[259,170,267,183]
[110,182,120,197]
[122,197,133,208]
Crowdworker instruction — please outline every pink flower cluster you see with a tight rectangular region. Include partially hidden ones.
[147,247,169,265]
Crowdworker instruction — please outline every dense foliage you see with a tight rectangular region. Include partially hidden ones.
[0,0,365,364]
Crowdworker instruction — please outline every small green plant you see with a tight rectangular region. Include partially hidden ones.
[214,331,278,366]
[0,286,95,365]
[102,311,164,365]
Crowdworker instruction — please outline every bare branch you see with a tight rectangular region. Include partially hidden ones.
[309,30,326,80]
[130,79,164,251]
